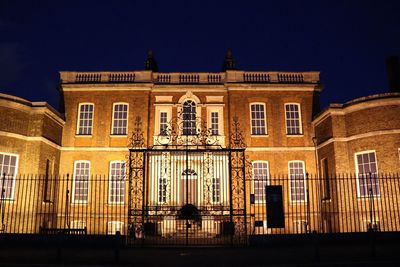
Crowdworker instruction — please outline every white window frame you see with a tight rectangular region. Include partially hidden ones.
[249,103,267,136]
[292,220,308,233]
[355,150,380,198]
[158,175,168,204]
[154,105,172,137]
[159,112,168,135]
[70,220,86,229]
[107,221,125,235]
[108,161,126,204]
[72,160,90,204]
[181,100,198,136]
[284,103,303,135]
[111,102,129,136]
[0,152,19,200]
[210,112,219,135]
[211,153,229,205]
[211,176,221,204]
[177,94,202,137]
[76,103,95,135]
[363,219,380,232]
[206,106,224,136]
[288,160,307,203]
[252,161,269,204]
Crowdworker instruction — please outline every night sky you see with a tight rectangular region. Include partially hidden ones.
[1,0,399,110]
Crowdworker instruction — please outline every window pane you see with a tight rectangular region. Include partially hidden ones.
[250,104,267,135]
[356,152,380,197]
[112,104,128,135]
[0,153,18,199]
[252,162,269,202]
[289,161,305,202]
[182,100,196,135]
[73,161,90,202]
[109,162,126,203]
[285,104,302,135]
[77,104,94,135]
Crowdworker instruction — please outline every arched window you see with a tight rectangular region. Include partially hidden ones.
[182,100,197,135]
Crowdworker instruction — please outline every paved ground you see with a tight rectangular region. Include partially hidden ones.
[1,233,400,266]
[0,243,400,267]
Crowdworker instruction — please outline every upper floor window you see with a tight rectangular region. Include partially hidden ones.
[112,103,128,135]
[0,153,18,199]
[250,103,267,135]
[285,103,302,135]
[355,151,380,197]
[109,161,126,204]
[252,161,269,203]
[77,103,94,135]
[182,100,197,135]
[289,161,306,202]
[159,111,168,135]
[211,112,219,135]
[72,161,90,203]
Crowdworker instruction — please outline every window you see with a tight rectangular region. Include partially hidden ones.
[43,159,54,202]
[211,112,219,135]
[285,103,302,135]
[77,103,94,135]
[112,103,128,135]
[70,220,86,229]
[355,151,380,197]
[158,176,167,203]
[252,161,269,203]
[0,153,18,199]
[250,103,267,135]
[254,220,270,235]
[292,220,308,233]
[182,100,197,135]
[321,158,330,200]
[109,161,126,204]
[289,161,306,202]
[108,221,124,235]
[364,220,380,232]
[212,177,220,203]
[159,111,168,135]
[72,161,90,203]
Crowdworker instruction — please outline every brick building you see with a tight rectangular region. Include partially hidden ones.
[313,92,400,233]
[0,53,399,242]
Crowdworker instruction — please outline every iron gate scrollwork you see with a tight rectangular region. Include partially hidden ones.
[128,114,248,246]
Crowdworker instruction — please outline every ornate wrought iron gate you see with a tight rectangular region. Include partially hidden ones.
[127,116,247,246]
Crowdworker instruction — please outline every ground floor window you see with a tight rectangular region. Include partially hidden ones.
[109,161,126,204]
[0,153,18,199]
[355,151,380,197]
[292,220,308,234]
[70,220,86,229]
[108,221,124,235]
[252,161,269,203]
[288,161,306,202]
[73,161,90,203]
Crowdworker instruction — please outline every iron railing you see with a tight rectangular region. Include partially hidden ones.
[249,173,400,235]
[0,173,398,237]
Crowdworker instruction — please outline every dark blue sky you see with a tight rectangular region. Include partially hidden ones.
[1,0,399,110]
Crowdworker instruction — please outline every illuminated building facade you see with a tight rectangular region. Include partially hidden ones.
[0,52,399,244]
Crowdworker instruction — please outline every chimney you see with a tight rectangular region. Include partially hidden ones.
[144,50,159,72]
[222,49,236,71]
[386,56,400,92]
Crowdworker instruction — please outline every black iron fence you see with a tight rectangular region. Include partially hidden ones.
[248,173,400,235]
[0,173,399,239]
